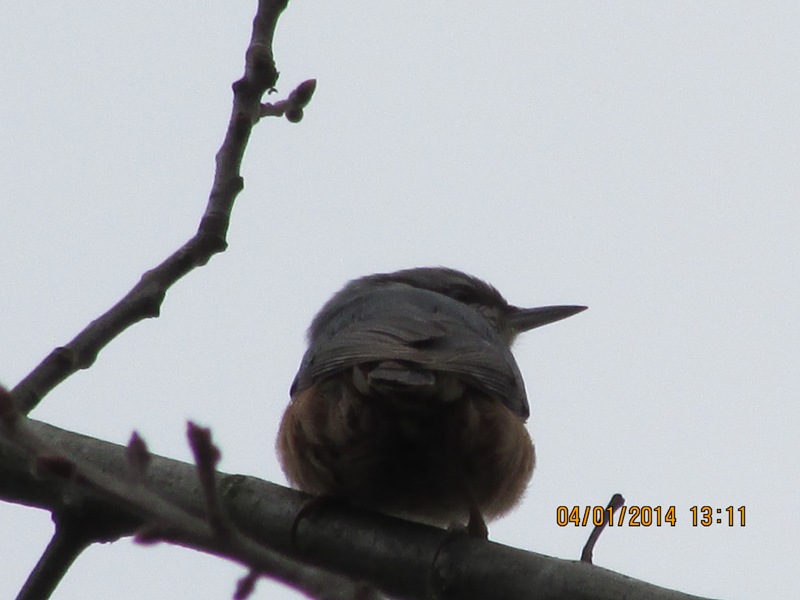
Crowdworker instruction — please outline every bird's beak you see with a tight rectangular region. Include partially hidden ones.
[508,305,587,333]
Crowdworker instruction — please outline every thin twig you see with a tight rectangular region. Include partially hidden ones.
[16,515,93,600]
[581,493,625,564]
[235,570,260,600]
[15,507,137,600]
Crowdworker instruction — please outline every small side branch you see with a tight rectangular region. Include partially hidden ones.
[581,493,625,564]
[261,79,317,122]
[16,506,137,600]
[16,515,94,600]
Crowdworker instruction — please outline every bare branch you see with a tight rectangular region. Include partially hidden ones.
[581,493,625,564]
[9,0,306,415]
[16,506,137,600]
[17,518,92,600]
[0,413,721,600]
[235,570,260,600]
[0,395,375,600]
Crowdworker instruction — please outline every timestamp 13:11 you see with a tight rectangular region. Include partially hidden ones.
[690,505,746,527]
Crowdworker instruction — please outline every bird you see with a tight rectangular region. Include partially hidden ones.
[277,267,585,535]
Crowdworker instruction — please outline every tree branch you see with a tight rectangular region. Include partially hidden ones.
[16,505,137,600]
[9,0,297,416]
[0,415,721,600]
[0,392,375,600]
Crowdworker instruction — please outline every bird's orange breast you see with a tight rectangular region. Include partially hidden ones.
[277,367,535,528]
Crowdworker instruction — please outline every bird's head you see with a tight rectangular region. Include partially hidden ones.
[313,266,586,346]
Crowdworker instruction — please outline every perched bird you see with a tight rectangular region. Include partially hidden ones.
[277,267,585,534]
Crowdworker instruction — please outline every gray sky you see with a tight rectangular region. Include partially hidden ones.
[2,2,798,599]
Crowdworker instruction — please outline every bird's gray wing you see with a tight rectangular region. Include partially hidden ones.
[292,298,529,417]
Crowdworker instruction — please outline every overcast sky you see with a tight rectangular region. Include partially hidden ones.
[2,3,798,599]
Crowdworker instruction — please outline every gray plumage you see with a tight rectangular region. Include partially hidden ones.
[291,267,586,419]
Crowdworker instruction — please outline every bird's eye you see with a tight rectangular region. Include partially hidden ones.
[471,304,501,328]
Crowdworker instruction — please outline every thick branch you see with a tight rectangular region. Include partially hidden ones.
[0,397,372,600]
[0,418,720,600]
